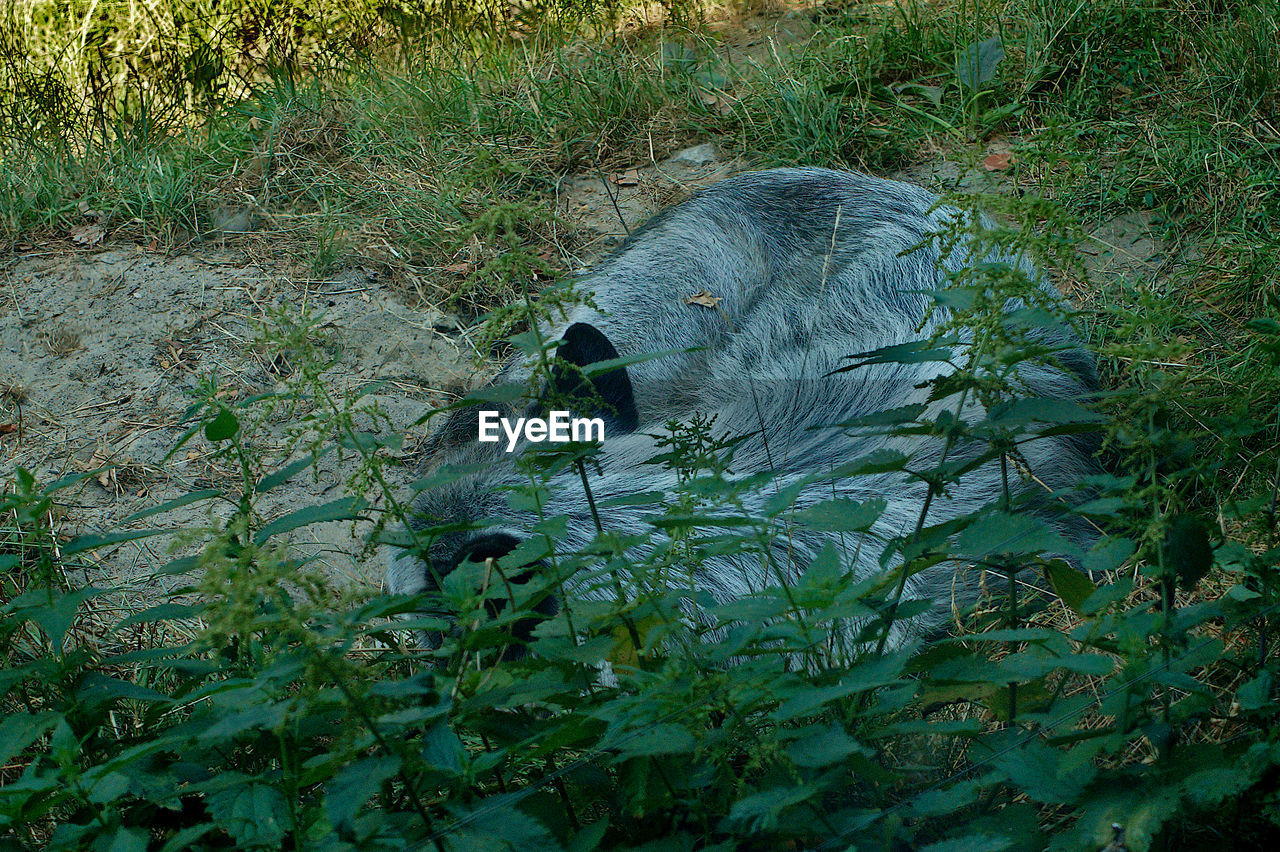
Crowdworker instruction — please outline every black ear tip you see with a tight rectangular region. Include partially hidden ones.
[557,323,621,366]
[549,323,639,434]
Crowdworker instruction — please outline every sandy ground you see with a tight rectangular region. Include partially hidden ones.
[0,141,1166,605]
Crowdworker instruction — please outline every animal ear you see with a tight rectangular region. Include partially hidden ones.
[548,322,639,433]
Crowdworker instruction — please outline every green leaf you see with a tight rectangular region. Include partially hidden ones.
[422,720,466,773]
[1235,673,1272,711]
[255,446,335,493]
[1082,535,1135,573]
[726,784,819,834]
[253,497,367,544]
[1163,513,1213,589]
[988,398,1102,428]
[956,36,1005,90]
[837,403,928,428]
[568,817,610,852]
[988,737,1096,805]
[75,673,171,706]
[609,723,696,759]
[115,602,205,629]
[104,826,149,852]
[954,512,1073,559]
[1046,560,1097,615]
[466,382,525,405]
[123,490,222,523]
[157,824,219,852]
[836,339,954,370]
[198,701,289,741]
[203,408,240,442]
[785,725,867,768]
[19,586,107,645]
[206,782,290,848]
[325,755,402,827]
[62,529,166,555]
[793,497,886,532]
[921,835,1014,852]
[0,711,60,766]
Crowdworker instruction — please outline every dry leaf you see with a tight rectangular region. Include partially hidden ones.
[982,152,1013,171]
[612,169,640,187]
[71,223,106,247]
[442,262,473,275]
[683,290,723,308]
[0,422,17,436]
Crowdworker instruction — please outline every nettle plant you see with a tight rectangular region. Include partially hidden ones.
[3,196,1280,851]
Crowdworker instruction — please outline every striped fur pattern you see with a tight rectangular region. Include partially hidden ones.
[386,167,1100,651]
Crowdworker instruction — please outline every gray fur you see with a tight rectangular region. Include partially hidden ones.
[387,167,1100,651]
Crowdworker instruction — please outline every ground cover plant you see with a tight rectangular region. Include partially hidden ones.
[3,0,1280,848]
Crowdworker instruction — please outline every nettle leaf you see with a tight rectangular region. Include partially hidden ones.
[74,673,171,707]
[724,784,819,834]
[206,781,290,848]
[18,586,109,646]
[920,834,1015,852]
[988,737,1096,805]
[1162,514,1214,589]
[253,497,367,544]
[955,36,1005,89]
[798,542,844,587]
[326,754,402,827]
[793,497,886,532]
[203,407,240,442]
[568,817,610,852]
[101,826,149,852]
[1236,672,1272,711]
[609,723,696,759]
[987,397,1102,429]
[448,797,562,851]
[1046,560,1096,615]
[0,711,60,766]
[1083,535,1135,574]
[422,720,466,773]
[464,381,526,405]
[115,602,206,629]
[954,512,1073,559]
[784,724,868,768]
[836,339,954,370]
[255,445,335,493]
[63,529,165,555]
[837,403,928,428]
[197,700,289,742]
[906,776,989,819]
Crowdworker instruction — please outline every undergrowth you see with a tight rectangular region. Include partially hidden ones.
[3,0,1280,849]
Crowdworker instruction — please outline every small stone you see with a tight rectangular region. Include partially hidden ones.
[669,143,719,167]
[432,314,463,333]
[209,204,256,234]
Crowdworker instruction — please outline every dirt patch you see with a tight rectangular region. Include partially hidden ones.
[0,248,473,596]
[556,143,743,259]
